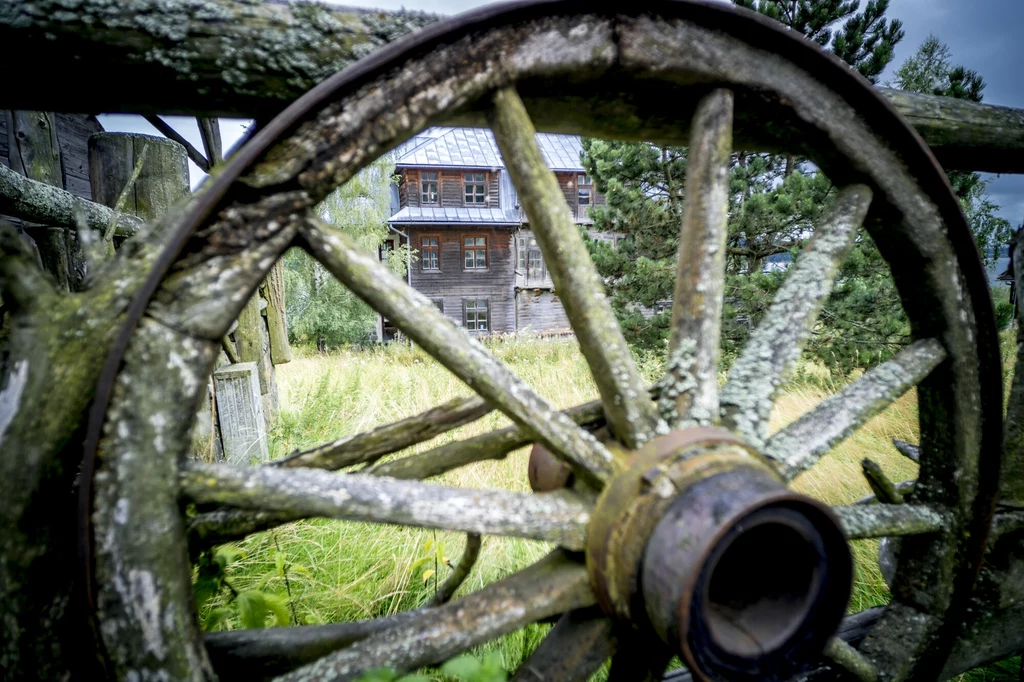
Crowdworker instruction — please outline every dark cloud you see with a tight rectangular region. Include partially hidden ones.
[884,0,1024,225]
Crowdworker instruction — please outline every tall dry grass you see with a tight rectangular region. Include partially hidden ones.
[204,334,1015,678]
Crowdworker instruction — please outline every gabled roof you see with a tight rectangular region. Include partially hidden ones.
[395,127,585,172]
[389,206,520,225]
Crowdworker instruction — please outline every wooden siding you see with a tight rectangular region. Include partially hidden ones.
[400,169,500,209]
[516,289,570,333]
[407,226,516,334]
[0,113,100,200]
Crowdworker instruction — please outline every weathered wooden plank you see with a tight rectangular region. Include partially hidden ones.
[212,362,270,465]
[4,111,73,290]
[275,394,492,470]
[664,88,733,428]
[181,462,593,549]
[490,86,663,450]
[720,185,872,448]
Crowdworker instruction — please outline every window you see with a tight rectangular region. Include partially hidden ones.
[379,238,395,260]
[528,249,544,273]
[464,172,486,204]
[577,174,593,206]
[463,235,487,269]
[421,172,438,204]
[464,299,489,331]
[421,235,439,271]
[517,236,528,269]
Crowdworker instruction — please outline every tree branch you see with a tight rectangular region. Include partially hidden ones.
[0,163,143,239]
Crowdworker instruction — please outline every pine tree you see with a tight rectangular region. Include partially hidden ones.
[583,0,906,371]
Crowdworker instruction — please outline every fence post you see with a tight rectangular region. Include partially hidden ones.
[212,362,270,465]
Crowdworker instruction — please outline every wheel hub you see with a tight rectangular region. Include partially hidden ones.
[581,429,852,682]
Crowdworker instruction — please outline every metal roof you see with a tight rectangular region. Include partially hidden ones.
[390,206,520,225]
[396,127,585,172]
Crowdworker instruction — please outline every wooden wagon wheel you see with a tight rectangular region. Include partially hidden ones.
[79,1,1003,681]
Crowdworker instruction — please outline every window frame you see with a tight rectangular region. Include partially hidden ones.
[420,233,441,272]
[461,233,489,271]
[420,171,439,205]
[463,298,490,332]
[577,174,593,207]
[463,172,487,205]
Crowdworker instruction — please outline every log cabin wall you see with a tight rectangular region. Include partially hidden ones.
[516,289,571,333]
[407,225,516,334]
[400,168,500,209]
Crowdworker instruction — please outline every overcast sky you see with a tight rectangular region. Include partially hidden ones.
[103,0,1023,227]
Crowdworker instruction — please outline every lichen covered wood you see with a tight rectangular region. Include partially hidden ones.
[182,462,592,549]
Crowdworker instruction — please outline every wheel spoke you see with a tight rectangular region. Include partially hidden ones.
[664,88,734,428]
[893,438,921,463]
[181,462,591,549]
[833,504,947,539]
[720,184,873,447]
[862,459,905,504]
[489,87,663,450]
[206,611,419,679]
[855,479,915,505]
[764,338,946,481]
[824,637,879,682]
[275,551,594,682]
[300,216,616,484]
[427,533,482,607]
[273,395,492,471]
[369,395,611,480]
[511,607,614,682]
[188,398,611,551]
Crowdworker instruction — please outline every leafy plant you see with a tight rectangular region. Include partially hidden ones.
[410,534,452,595]
[193,544,301,631]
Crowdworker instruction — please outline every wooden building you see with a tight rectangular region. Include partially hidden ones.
[380,127,607,340]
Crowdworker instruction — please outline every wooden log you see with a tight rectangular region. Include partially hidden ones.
[212,362,270,465]
[3,111,74,290]
[878,88,1024,174]
[88,132,189,221]
[1,3,1022,173]
[0,162,143,238]
[261,259,292,365]
[0,0,438,120]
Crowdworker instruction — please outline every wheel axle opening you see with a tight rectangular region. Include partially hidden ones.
[703,509,821,658]
[641,467,851,682]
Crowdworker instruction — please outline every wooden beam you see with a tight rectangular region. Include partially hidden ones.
[0,0,438,120]
[1,2,1021,172]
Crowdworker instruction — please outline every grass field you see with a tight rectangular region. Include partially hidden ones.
[199,333,1020,680]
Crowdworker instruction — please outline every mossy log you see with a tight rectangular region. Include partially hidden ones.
[0,0,438,120]
[1,3,1023,172]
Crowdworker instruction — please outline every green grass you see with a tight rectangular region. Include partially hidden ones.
[197,333,1018,680]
